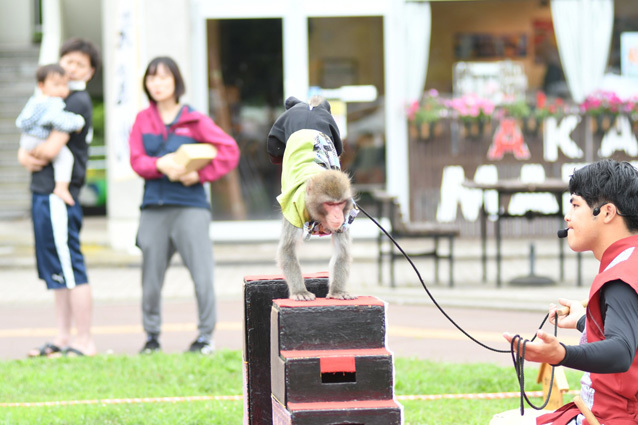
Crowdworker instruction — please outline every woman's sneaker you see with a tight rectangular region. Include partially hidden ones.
[140,336,161,354]
[187,337,215,355]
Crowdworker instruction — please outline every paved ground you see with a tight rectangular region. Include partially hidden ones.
[0,216,595,364]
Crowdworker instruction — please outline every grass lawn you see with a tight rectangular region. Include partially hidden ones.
[0,350,583,425]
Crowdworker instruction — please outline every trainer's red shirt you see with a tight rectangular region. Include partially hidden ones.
[538,235,638,425]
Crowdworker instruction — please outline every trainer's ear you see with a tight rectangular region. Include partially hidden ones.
[284,96,303,110]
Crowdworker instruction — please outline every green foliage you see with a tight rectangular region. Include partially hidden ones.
[414,107,443,124]
[408,89,446,124]
[0,351,584,425]
[91,100,105,147]
[501,100,531,119]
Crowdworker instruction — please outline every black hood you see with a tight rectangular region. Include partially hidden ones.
[267,96,342,164]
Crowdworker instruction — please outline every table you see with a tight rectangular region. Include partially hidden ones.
[462,179,570,287]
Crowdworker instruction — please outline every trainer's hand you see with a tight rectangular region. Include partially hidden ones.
[502,330,566,365]
[548,298,585,329]
[156,153,186,182]
[17,147,48,171]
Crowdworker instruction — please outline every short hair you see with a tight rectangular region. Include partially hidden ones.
[35,63,66,83]
[59,37,101,70]
[142,56,186,103]
[569,159,638,231]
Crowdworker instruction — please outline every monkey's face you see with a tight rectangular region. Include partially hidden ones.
[306,170,353,233]
[320,200,349,233]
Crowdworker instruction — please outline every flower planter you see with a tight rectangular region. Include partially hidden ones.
[592,114,616,135]
[521,116,540,138]
[462,119,490,140]
[409,121,443,142]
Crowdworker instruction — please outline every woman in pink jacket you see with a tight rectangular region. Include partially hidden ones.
[129,56,239,354]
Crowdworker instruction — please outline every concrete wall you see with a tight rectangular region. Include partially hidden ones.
[102,0,195,250]
[62,0,104,95]
[0,0,33,46]
[61,0,102,44]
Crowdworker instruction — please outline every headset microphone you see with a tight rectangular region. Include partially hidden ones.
[593,202,608,216]
[557,228,569,238]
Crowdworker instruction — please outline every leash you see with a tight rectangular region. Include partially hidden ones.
[357,204,560,414]
[510,312,559,414]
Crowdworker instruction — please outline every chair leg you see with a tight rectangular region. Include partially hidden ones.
[448,235,455,288]
[390,244,396,288]
[434,237,440,284]
[377,236,383,286]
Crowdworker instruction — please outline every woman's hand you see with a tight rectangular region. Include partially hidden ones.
[156,153,186,181]
[17,147,48,172]
[503,330,566,364]
[548,298,585,330]
[179,171,200,186]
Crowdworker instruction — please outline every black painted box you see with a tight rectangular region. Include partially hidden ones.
[242,274,329,425]
[270,297,393,405]
[269,296,402,424]
[272,395,403,425]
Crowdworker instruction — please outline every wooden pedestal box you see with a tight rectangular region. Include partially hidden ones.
[272,348,394,404]
[270,297,402,424]
[242,274,329,425]
[272,396,403,425]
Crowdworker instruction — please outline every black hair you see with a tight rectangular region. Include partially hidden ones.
[142,56,186,103]
[35,63,66,83]
[569,159,638,231]
[59,37,101,70]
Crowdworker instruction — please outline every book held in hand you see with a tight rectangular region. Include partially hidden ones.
[173,143,217,173]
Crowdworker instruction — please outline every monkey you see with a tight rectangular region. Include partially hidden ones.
[268,96,357,301]
[277,168,356,301]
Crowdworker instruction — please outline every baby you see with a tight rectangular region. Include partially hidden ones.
[16,64,85,205]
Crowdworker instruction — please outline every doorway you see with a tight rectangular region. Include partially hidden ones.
[206,18,284,220]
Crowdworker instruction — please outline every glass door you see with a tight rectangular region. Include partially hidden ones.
[206,18,284,220]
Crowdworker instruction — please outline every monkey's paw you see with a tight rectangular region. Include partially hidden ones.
[327,291,357,300]
[290,291,316,301]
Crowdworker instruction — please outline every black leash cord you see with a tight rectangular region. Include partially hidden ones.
[510,311,559,414]
[357,204,560,412]
[358,205,509,353]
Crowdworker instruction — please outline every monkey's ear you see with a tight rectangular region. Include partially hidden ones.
[284,96,303,110]
[305,177,314,194]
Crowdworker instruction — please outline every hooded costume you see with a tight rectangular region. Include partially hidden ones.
[268,97,355,239]
[267,96,342,165]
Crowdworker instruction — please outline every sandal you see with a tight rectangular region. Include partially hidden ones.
[63,347,86,357]
[28,342,62,358]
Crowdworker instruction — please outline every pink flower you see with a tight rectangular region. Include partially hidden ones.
[580,90,626,115]
[446,94,494,119]
[406,100,420,120]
